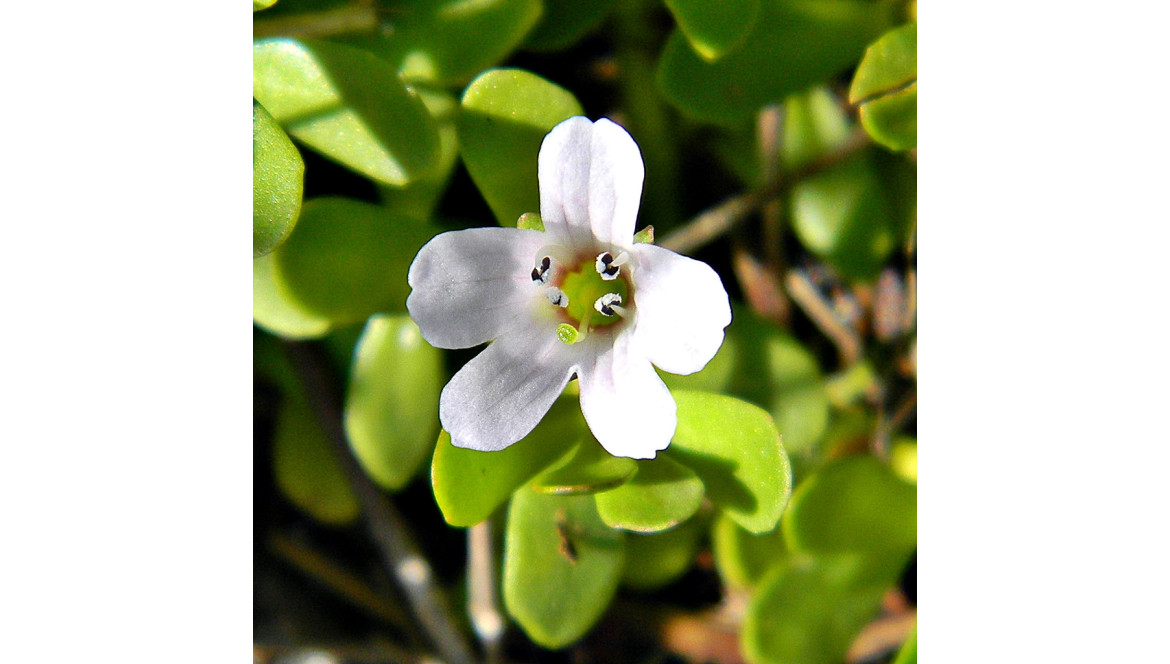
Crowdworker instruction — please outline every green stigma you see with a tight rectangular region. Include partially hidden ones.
[556,323,579,344]
[560,262,629,329]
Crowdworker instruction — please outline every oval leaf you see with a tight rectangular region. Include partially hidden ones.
[431,398,581,527]
[458,68,583,226]
[503,487,626,648]
[253,252,332,339]
[621,516,705,591]
[849,22,917,104]
[273,393,360,526]
[665,391,790,534]
[665,0,760,61]
[524,0,616,51]
[860,83,916,151]
[253,38,440,186]
[253,100,304,258]
[533,436,638,496]
[270,197,436,325]
[712,513,787,590]
[344,315,442,491]
[658,0,893,124]
[594,455,704,532]
[784,455,917,557]
[743,554,893,664]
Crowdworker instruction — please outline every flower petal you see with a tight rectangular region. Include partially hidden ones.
[578,332,676,459]
[407,227,547,349]
[631,244,732,375]
[440,319,577,452]
[538,117,644,248]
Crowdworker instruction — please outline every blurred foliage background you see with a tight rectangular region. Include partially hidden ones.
[254,0,917,662]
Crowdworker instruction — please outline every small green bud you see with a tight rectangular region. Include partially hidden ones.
[633,225,654,244]
[517,212,545,232]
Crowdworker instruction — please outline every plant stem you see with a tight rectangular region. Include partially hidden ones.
[467,521,504,664]
[282,340,478,664]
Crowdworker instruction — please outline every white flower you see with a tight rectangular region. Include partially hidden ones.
[406,117,731,459]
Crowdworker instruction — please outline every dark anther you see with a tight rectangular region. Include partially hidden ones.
[531,267,542,282]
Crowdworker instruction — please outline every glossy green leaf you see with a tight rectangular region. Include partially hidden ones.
[850,22,917,104]
[503,487,626,648]
[860,83,917,151]
[253,0,278,11]
[253,101,303,258]
[743,554,892,664]
[377,87,460,220]
[269,197,435,325]
[524,0,615,51]
[783,89,899,281]
[344,315,442,492]
[458,69,583,226]
[784,455,917,557]
[273,392,360,526]
[432,398,582,527]
[253,38,441,186]
[622,515,705,591]
[658,0,893,124]
[343,0,542,87]
[253,252,332,339]
[594,455,704,532]
[533,436,638,495]
[712,513,787,589]
[665,0,760,61]
[666,391,790,534]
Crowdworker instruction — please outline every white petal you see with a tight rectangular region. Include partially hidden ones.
[578,332,676,459]
[407,227,547,349]
[631,243,732,375]
[538,117,644,248]
[440,319,578,452]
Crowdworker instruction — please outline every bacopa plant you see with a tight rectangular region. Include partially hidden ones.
[254,2,916,663]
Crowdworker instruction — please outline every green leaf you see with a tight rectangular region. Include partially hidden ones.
[622,515,705,591]
[253,252,332,339]
[344,315,442,491]
[253,0,278,11]
[743,554,892,664]
[377,87,461,220]
[253,102,303,258]
[343,0,542,87]
[269,197,436,325]
[665,391,790,534]
[783,89,899,281]
[273,391,360,526]
[860,83,916,151]
[253,38,441,186]
[431,398,581,527]
[850,22,917,104]
[851,23,917,151]
[712,513,787,590]
[784,455,917,557]
[458,68,583,226]
[524,0,616,51]
[532,436,638,495]
[658,0,893,124]
[594,455,704,532]
[894,626,917,664]
[503,487,626,648]
[665,0,760,61]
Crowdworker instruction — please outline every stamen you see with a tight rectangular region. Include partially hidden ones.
[532,255,552,284]
[595,252,621,281]
[594,293,624,317]
[545,287,568,307]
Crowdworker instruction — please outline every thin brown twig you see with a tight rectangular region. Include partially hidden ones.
[660,128,871,255]
[785,268,863,365]
[282,340,478,664]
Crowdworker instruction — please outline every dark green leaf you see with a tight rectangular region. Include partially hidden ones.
[458,69,583,226]
[269,197,436,325]
[377,87,461,220]
[253,101,303,258]
[665,0,760,61]
[712,513,787,589]
[273,391,360,526]
[343,0,542,87]
[524,0,616,51]
[344,315,442,491]
[594,455,704,532]
[431,398,581,527]
[658,0,894,124]
[850,22,917,104]
[621,516,705,591]
[253,38,441,186]
[503,487,626,648]
[860,84,916,151]
[666,391,790,534]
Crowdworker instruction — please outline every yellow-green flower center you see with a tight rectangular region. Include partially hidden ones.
[560,259,629,329]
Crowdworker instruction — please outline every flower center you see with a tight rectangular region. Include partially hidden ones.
[531,250,632,344]
[560,260,629,329]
